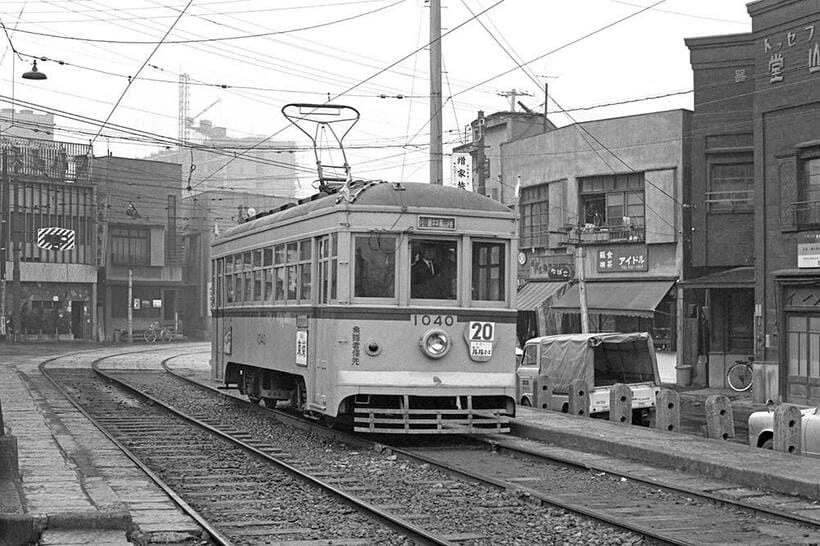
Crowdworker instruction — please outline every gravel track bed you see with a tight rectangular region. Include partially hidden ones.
[111,368,645,545]
[51,369,409,546]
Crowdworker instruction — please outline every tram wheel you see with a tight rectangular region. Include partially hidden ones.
[248,395,261,405]
[262,397,277,409]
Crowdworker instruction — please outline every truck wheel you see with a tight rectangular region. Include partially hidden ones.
[760,438,773,450]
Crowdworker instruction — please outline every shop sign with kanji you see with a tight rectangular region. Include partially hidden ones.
[448,153,473,190]
[597,246,648,272]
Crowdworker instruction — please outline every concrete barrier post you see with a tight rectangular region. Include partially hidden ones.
[568,379,590,417]
[773,404,802,455]
[534,374,552,411]
[704,394,735,440]
[654,389,680,433]
[609,383,632,424]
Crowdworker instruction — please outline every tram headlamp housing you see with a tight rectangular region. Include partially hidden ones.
[420,329,451,359]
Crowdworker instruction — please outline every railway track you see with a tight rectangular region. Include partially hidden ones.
[164,351,820,545]
[42,355,447,545]
[40,348,820,545]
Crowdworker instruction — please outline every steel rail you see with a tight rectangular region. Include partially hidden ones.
[39,350,233,546]
[92,353,454,546]
[472,434,820,530]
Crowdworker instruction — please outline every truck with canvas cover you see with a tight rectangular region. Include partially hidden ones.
[517,332,660,424]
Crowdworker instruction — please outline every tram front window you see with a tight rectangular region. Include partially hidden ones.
[355,235,397,298]
[411,240,457,299]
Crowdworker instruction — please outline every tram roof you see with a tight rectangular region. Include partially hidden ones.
[218,181,515,240]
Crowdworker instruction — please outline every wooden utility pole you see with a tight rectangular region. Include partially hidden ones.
[543,83,549,132]
[576,244,589,334]
[429,0,443,185]
[0,150,6,340]
[476,110,486,196]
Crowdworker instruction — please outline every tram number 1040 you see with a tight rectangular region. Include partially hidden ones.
[412,314,455,327]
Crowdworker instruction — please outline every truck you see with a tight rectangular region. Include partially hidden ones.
[516,332,661,425]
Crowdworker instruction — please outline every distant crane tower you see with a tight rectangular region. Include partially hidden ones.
[178,73,190,147]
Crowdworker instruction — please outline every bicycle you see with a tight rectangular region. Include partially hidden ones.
[726,359,753,392]
[143,322,175,343]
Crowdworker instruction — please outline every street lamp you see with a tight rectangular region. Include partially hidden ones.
[22,61,47,81]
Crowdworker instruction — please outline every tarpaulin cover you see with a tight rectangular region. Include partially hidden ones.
[534,332,658,393]
[550,280,674,318]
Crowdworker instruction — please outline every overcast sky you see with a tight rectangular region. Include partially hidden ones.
[0,0,754,188]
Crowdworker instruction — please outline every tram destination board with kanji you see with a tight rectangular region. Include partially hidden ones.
[37,227,76,251]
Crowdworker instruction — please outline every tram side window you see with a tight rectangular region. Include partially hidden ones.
[299,240,312,301]
[355,234,396,298]
[319,233,338,304]
[472,242,505,301]
[410,239,457,299]
[225,256,234,305]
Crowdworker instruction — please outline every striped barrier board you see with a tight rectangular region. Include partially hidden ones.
[37,227,76,251]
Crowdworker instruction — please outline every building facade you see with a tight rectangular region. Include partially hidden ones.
[0,135,96,341]
[182,190,294,339]
[686,0,820,404]
[453,110,554,205]
[501,109,691,372]
[93,156,189,342]
[148,120,300,199]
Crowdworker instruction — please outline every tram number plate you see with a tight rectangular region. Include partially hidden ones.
[470,341,493,357]
[412,314,455,327]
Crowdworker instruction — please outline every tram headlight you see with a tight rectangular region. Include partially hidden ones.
[420,329,451,359]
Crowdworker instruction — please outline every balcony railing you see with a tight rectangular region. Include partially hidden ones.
[1,137,92,184]
[704,190,753,213]
[570,218,645,244]
[791,200,820,227]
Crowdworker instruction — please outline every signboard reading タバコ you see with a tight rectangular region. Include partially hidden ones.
[798,232,820,268]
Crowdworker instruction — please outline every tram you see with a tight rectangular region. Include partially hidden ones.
[210,104,518,433]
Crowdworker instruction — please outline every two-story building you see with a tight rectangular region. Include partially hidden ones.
[0,135,96,341]
[93,156,188,341]
[501,109,691,371]
[684,0,820,405]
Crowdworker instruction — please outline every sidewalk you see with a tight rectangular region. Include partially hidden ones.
[0,342,203,546]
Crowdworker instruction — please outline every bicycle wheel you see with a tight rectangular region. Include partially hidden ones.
[160,327,174,343]
[143,328,157,343]
[727,362,753,392]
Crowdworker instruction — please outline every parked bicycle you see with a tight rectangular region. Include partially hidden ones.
[143,322,176,343]
[726,359,753,392]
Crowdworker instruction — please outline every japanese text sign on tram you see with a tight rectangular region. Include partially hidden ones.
[37,227,75,251]
[448,153,473,190]
[466,321,495,362]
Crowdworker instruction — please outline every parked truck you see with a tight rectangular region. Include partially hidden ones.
[516,332,661,425]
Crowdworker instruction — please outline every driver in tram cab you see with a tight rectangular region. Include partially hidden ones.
[411,244,439,298]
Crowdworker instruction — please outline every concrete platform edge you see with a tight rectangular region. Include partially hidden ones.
[510,421,820,500]
[0,510,131,546]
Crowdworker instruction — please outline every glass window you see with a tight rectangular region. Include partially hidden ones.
[709,161,753,213]
[263,248,273,267]
[410,239,457,299]
[355,235,397,298]
[254,270,263,302]
[580,173,645,237]
[298,240,312,302]
[244,271,253,302]
[110,227,150,265]
[519,183,550,248]
[521,346,538,367]
[319,234,338,304]
[253,250,262,268]
[264,269,273,303]
[472,241,505,301]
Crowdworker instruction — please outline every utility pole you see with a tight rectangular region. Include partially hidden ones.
[0,150,6,340]
[127,268,133,342]
[429,0,443,185]
[576,244,590,334]
[11,179,20,342]
[543,82,549,132]
[476,110,486,197]
[498,89,533,112]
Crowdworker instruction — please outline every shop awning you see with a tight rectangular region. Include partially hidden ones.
[550,280,675,318]
[516,281,568,311]
[678,266,754,288]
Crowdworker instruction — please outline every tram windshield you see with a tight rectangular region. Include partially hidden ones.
[410,239,457,299]
[354,235,397,298]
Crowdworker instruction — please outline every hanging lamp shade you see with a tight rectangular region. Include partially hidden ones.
[22,60,47,80]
